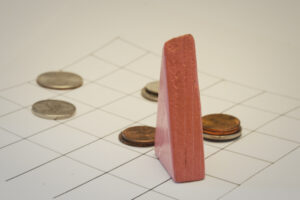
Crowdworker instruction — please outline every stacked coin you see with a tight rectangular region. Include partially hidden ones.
[119,126,155,147]
[202,114,241,141]
[141,81,159,102]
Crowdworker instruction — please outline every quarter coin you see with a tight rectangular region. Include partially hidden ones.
[37,71,83,90]
[119,126,155,147]
[32,99,76,120]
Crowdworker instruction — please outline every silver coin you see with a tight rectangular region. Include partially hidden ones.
[141,87,158,102]
[32,99,76,120]
[203,131,241,141]
[145,81,159,95]
[37,71,83,90]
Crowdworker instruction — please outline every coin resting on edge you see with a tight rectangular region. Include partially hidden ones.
[37,71,83,90]
[119,126,155,147]
[32,99,76,120]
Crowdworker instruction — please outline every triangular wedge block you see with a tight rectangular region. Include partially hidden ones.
[155,34,205,183]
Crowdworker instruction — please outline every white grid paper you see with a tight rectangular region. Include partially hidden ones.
[0,38,299,200]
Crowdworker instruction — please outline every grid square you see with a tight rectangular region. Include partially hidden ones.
[146,150,156,158]
[206,150,269,184]
[0,108,58,137]
[0,128,21,148]
[224,105,278,130]
[0,97,21,116]
[135,191,175,200]
[102,96,157,121]
[155,176,237,200]
[65,83,124,107]
[226,132,298,162]
[198,73,222,90]
[204,144,220,158]
[65,56,119,81]
[286,107,300,120]
[220,148,300,200]
[258,116,300,143]
[202,81,261,103]
[0,140,58,180]
[56,174,146,200]
[125,53,161,79]
[96,69,152,94]
[94,39,146,66]
[242,93,300,114]
[68,140,140,171]
[0,83,56,106]
[138,113,157,127]
[66,109,132,138]
[0,157,101,200]
[110,155,170,188]
[201,95,234,116]
[29,124,97,154]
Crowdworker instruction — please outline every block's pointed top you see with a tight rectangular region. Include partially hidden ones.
[164,34,195,52]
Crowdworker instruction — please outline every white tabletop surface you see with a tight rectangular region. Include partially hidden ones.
[0,1,299,200]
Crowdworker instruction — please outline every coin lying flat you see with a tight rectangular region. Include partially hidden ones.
[141,87,158,102]
[32,99,76,120]
[203,131,241,141]
[145,81,159,95]
[37,71,83,90]
[202,114,241,134]
[119,126,155,147]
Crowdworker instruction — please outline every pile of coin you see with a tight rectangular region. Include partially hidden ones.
[141,81,159,102]
[202,114,241,141]
[119,126,155,147]
[33,71,83,120]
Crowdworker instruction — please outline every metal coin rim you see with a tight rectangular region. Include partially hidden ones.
[141,87,158,102]
[119,132,154,147]
[32,99,76,120]
[37,71,83,90]
[203,131,241,141]
[145,81,159,94]
[203,126,241,135]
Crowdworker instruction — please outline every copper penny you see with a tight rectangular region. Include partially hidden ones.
[202,114,241,134]
[37,71,83,90]
[119,126,155,147]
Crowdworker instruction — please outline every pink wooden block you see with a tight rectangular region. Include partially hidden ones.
[155,34,205,183]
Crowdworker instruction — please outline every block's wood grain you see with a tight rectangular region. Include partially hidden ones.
[155,34,205,182]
